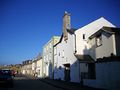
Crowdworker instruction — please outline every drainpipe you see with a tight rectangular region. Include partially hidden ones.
[74,33,77,54]
[112,34,116,55]
[78,60,81,83]
[52,42,54,79]
[52,38,54,79]
[74,32,81,83]
[42,48,44,78]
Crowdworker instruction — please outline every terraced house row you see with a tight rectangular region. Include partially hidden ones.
[21,12,120,90]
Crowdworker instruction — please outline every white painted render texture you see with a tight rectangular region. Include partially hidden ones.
[54,33,80,82]
[88,32,117,60]
[75,17,116,56]
[54,17,118,83]
[36,59,42,78]
[84,61,120,90]
[96,33,116,59]
[42,36,60,78]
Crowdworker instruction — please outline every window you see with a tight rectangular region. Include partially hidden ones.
[55,57,58,64]
[81,63,96,79]
[46,55,48,61]
[96,34,102,47]
[49,43,52,51]
[46,46,48,51]
[59,52,60,56]
[49,43,52,48]
[83,34,86,40]
[49,54,51,62]
[59,66,62,70]
[54,47,57,55]
[62,50,64,58]
[44,48,46,54]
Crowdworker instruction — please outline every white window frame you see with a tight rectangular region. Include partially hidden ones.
[96,34,102,47]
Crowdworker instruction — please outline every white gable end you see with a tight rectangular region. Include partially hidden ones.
[75,17,116,55]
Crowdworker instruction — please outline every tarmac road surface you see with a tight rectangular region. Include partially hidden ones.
[0,74,63,90]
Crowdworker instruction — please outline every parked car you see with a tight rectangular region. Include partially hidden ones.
[11,70,17,77]
[0,69,13,87]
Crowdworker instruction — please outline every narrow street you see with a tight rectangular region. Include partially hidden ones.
[0,74,63,90]
[0,74,104,90]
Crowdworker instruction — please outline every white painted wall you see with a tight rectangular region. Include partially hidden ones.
[43,36,60,78]
[54,43,64,80]
[22,70,26,74]
[54,17,117,84]
[88,38,96,60]
[84,61,120,90]
[21,63,32,75]
[89,32,116,60]
[36,59,41,77]
[43,38,53,78]
[96,33,116,59]
[32,62,35,71]
[75,17,116,56]
[54,33,80,82]
[39,58,43,78]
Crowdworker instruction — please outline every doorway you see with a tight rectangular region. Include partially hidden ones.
[64,64,70,81]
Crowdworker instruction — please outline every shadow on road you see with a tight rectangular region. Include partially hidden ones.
[0,74,39,90]
[0,74,104,90]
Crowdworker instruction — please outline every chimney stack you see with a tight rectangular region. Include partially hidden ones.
[63,11,71,41]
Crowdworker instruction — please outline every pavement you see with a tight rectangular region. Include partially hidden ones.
[22,74,104,90]
[40,78,104,90]
[21,74,36,79]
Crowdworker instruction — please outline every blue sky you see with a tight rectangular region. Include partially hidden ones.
[0,0,120,65]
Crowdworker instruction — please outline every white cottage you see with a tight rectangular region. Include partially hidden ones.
[36,57,42,78]
[54,11,118,84]
[42,36,60,79]
[32,59,37,76]
[88,26,120,59]
[54,12,80,82]
[75,17,116,58]
[83,27,120,90]
[74,17,116,80]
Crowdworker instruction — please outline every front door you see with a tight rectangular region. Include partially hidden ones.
[64,64,70,81]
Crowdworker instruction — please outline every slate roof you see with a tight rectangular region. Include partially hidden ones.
[75,54,94,63]
[54,28,77,47]
[89,26,120,39]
